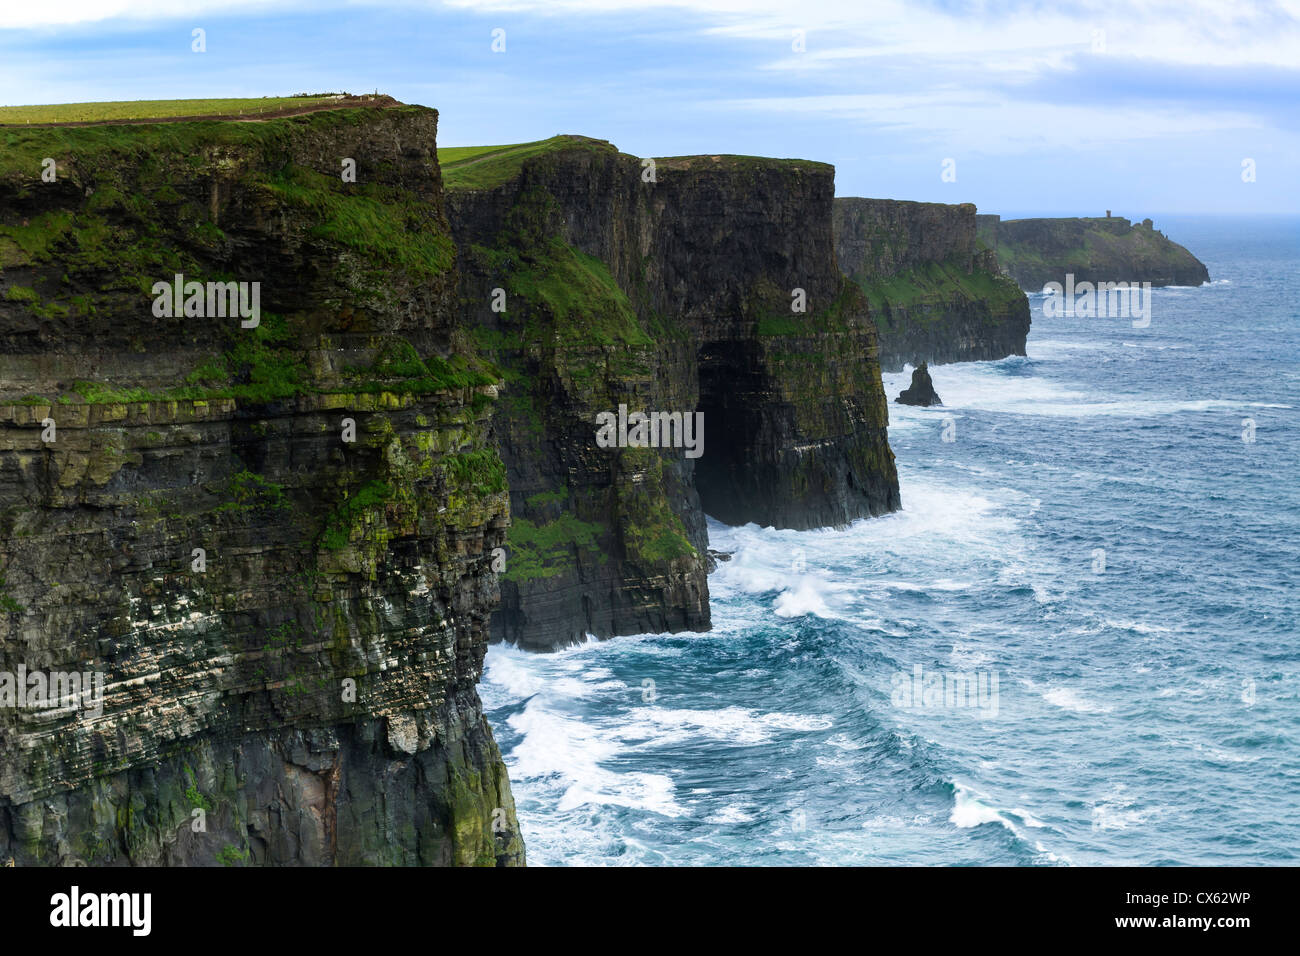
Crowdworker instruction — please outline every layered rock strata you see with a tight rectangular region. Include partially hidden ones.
[0,106,523,865]
[444,139,900,649]
[834,198,1030,371]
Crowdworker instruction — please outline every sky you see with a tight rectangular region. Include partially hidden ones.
[1,0,1297,215]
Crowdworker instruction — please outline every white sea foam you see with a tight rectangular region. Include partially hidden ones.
[861,814,921,829]
[1091,788,1160,831]
[761,712,835,731]
[949,642,995,669]
[1022,679,1114,715]
[949,782,1046,837]
[773,580,834,618]
[1041,687,1112,715]
[1027,338,1114,358]
[556,772,684,817]
[703,804,756,824]
[480,644,692,827]
[1104,618,1177,635]
[950,786,1007,829]
[708,474,1032,628]
[618,705,833,747]
[1192,742,1260,765]
[484,638,843,833]
[948,783,1062,869]
[1030,583,1058,605]
[481,643,620,705]
[505,698,687,817]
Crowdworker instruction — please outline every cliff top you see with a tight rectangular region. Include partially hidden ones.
[976,213,1209,288]
[0,100,430,182]
[438,135,619,190]
[653,153,830,172]
[1002,215,1132,224]
[838,196,977,216]
[437,134,832,190]
[0,93,399,127]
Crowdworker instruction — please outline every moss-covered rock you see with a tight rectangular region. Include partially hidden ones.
[0,104,523,866]
[447,136,899,649]
[976,213,1210,290]
[834,198,1031,372]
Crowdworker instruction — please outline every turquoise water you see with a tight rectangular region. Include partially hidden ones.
[481,217,1300,865]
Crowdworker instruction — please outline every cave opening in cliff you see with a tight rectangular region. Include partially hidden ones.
[694,340,766,526]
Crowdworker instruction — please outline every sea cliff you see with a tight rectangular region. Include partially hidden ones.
[834,198,1030,371]
[0,105,523,865]
[0,107,910,863]
[976,214,1210,289]
[444,138,900,650]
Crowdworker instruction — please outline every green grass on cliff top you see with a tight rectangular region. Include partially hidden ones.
[985,220,1191,285]
[0,96,342,125]
[438,136,617,190]
[0,103,413,181]
[438,135,830,190]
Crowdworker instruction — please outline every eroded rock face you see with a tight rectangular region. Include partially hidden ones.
[0,106,523,865]
[834,198,1031,372]
[976,214,1210,290]
[447,144,900,650]
[896,362,942,407]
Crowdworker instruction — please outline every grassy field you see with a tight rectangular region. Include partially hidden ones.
[0,95,344,125]
[438,135,831,190]
[438,135,615,190]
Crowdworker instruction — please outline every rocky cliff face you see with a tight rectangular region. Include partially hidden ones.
[976,214,1210,289]
[0,106,523,865]
[834,198,1030,371]
[445,139,900,650]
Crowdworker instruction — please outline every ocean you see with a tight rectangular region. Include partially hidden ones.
[480,216,1300,866]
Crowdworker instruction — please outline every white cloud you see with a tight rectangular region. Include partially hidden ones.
[716,90,1270,155]
[5,0,1298,75]
[699,0,1300,72]
[6,0,1299,75]
[0,1,290,29]
[431,0,1300,67]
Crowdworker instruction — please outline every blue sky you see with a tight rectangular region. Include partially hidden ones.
[2,0,1297,215]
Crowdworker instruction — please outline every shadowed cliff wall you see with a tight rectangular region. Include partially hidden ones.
[446,141,900,650]
[834,198,1030,372]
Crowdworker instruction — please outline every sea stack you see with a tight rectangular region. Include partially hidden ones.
[896,362,942,406]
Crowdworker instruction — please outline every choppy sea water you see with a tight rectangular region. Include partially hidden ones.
[481,216,1300,865]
